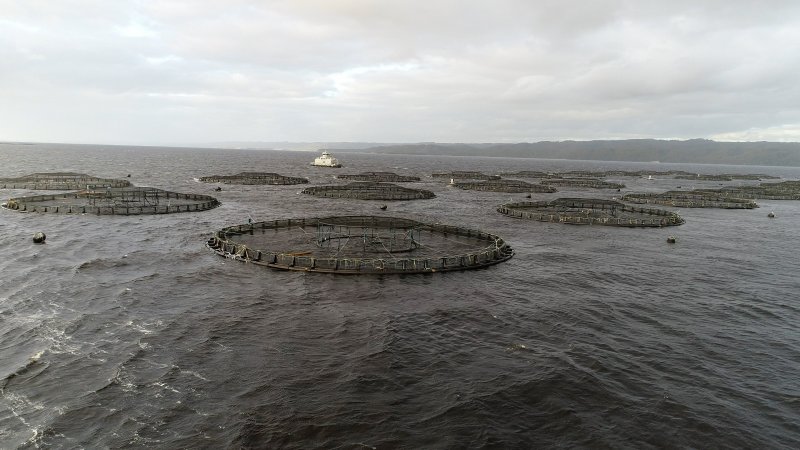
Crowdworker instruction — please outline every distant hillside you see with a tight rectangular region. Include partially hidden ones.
[208,141,400,151]
[352,139,800,167]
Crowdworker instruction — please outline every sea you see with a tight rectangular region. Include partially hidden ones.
[1,143,799,449]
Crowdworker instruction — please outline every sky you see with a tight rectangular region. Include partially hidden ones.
[2,0,800,145]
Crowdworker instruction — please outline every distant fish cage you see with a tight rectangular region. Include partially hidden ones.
[207,215,514,274]
[431,171,500,181]
[454,179,557,193]
[540,178,626,189]
[674,174,733,181]
[706,181,800,200]
[3,187,220,215]
[500,171,561,179]
[622,191,758,209]
[336,172,421,182]
[568,170,778,180]
[302,182,435,200]
[502,170,778,180]
[0,172,131,190]
[199,172,308,185]
[498,198,684,227]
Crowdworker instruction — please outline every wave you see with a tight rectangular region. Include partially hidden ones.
[1,350,48,391]
[75,258,131,272]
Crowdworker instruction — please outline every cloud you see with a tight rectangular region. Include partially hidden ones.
[1,0,800,144]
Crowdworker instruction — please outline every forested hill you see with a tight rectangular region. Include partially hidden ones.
[351,139,800,166]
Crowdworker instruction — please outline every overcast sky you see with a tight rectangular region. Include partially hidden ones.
[2,0,800,145]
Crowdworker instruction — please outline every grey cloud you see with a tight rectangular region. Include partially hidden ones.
[2,0,800,144]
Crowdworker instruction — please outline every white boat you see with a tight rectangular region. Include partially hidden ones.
[311,151,342,168]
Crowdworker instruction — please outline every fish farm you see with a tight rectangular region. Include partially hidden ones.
[3,187,220,215]
[674,174,735,181]
[707,181,800,200]
[302,182,435,200]
[500,171,562,179]
[207,215,514,274]
[199,172,308,185]
[336,172,421,182]
[431,171,501,181]
[540,178,626,189]
[622,191,759,209]
[572,170,779,180]
[0,172,131,190]
[453,179,557,193]
[497,198,685,227]
[501,170,779,180]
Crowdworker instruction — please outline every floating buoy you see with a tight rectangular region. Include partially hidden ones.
[33,232,46,244]
[768,211,775,218]
[666,235,676,244]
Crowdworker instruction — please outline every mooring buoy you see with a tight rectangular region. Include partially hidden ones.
[666,235,676,244]
[33,232,46,244]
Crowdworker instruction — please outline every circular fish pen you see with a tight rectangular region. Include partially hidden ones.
[454,179,557,193]
[706,181,800,200]
[302,182,435,200]
[498,198,684,227]
[622,191,758,209]
[3,187,220,215]
[431,171,500,181]
[199,172,308,185]
[500,171,562,179]
[336,172,421,182]
[674,174,734,181]
[207,215,514,274]
[0,172,131,189]
[500,170,777,180]
[540,178,626,189]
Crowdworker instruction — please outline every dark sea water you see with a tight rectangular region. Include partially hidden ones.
[1,143,799,449]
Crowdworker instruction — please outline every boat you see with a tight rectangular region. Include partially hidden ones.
[311,151,342,168]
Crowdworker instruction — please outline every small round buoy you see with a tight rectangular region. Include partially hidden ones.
[666,236,676,244]
[768,212,775,218]
[214,186,222,191]
[33,232,46,244]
